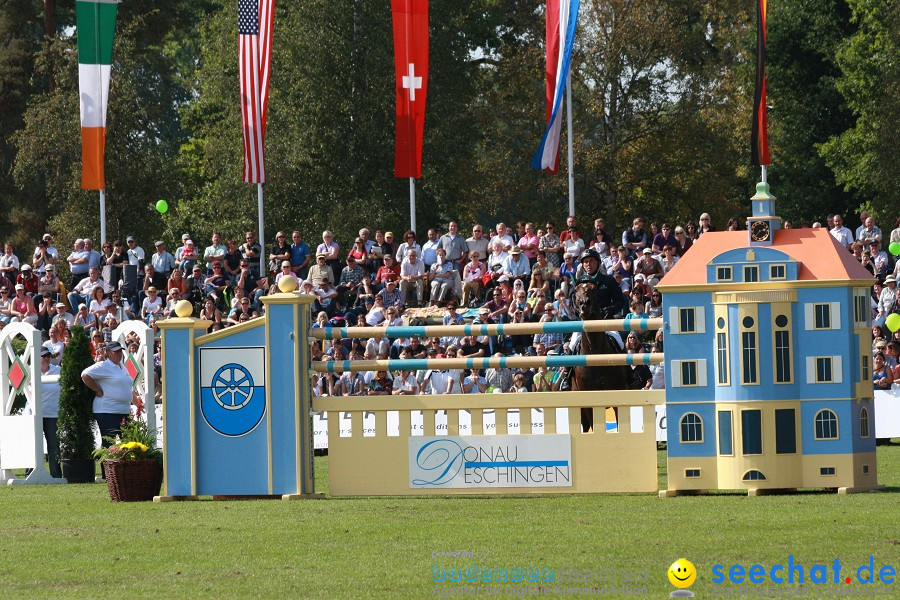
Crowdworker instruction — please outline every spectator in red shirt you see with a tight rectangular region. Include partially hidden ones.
[374,253,400,291]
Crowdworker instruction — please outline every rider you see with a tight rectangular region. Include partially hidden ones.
[571,248,628,352]
[575,249,627,315]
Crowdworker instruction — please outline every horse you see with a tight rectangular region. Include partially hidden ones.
[571,281,630,432]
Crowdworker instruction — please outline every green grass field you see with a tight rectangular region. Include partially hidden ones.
[1,448,899,598]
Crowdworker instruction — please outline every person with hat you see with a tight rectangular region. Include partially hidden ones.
[51,301,74,328]
[16,263,39,295]
[374,253,400,291]
[0,243,19,281]
[81,340,145,474]
[38,264,60,299]
[873,350,894,390]
[32,233,58,277]
[176,239,199,274]
[308,252,335,288]
[184,264,206,305]
[125,236,145,271]
[502,246,531,287]
[376,278,403,309]
[876,275,897,324]
[8,283,37,325]
[574,248,628,318]
[37,346,63,478]
[151,240,175,280]
[633,247,664,285]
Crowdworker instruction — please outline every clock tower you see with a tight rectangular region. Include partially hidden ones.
[746,181,780,246]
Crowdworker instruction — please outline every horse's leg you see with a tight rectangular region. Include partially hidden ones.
[572,371,594,433]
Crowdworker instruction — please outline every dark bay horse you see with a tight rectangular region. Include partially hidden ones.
[571,282,630,432]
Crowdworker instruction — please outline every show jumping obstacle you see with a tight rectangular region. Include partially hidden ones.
[155,280,665,499]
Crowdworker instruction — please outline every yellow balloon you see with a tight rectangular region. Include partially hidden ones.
[885,313,900,333]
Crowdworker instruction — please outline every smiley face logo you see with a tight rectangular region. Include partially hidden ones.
[668,558,696,588]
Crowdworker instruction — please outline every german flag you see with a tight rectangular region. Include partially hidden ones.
[750,0,770,166]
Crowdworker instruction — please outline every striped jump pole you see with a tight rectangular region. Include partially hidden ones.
[313,352,664,373]
[308,317,663,341]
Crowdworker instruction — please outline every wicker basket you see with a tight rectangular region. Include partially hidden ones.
[103,459,163,502]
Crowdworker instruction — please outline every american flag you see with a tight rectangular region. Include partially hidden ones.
[239,0,275,183]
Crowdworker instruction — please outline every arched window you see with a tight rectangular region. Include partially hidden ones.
[859,407,869,439]
[814,410,839,440]
[742,470,767,481]
[680,413,703,443]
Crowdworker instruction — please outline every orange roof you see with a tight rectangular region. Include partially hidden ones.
[657,229,874,287]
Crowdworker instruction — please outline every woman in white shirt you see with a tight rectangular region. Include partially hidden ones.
[88,286,110,324]
[141,287,163,325]
[81,341,142,475]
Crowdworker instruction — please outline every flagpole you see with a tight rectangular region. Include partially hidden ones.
[565,71,575,217]
[99,189,107,245]
[257,183,265,276]
[760,165,767,184]
[409,177,417,233]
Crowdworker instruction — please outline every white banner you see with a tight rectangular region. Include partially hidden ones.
[874,387,900,439]
[408,434,572,488]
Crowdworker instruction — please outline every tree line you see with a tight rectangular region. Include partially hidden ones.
[1,0,896,251]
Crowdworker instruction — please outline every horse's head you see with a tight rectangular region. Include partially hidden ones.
[574,282,599,319]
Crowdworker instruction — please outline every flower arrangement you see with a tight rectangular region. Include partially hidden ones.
[92,415,162,463]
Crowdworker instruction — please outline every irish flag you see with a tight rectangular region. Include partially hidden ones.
[76,0,117,190]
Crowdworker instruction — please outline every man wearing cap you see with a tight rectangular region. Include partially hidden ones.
[51,302,74,329]
[82,341,144,476]
[125,236,145,271]
[374,253,400,291]
[39,346,63,479]
[185,265,206,304]
[308,253,334,288]
[337,256,366,308]
[68,267,104,314]
[575,249,628,318]
[376,279,404,309]
[66,239,90,289]
[16,264,39,296]
[32,233,58,277]
[151,241,175,279]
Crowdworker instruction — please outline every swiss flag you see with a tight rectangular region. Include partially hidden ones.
[392,0,429,179]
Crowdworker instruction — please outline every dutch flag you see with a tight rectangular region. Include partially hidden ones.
[531,0,580,172]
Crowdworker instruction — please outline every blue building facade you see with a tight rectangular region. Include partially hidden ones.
[658,184,880,494]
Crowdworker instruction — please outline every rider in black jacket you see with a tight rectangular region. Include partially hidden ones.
[575,249,627,318]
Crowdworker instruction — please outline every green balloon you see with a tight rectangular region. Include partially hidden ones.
[156,199,169,214]
[886,313,900,333]
[889,241,900,256]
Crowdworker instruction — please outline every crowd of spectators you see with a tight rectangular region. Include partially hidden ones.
[1,211,898,394]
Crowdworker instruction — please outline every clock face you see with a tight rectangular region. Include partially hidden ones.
[751,220,771,242]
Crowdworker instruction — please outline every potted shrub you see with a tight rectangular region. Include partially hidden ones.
[93,415,163,501]
[57,325,97,483]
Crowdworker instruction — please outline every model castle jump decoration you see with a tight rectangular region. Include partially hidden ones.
[658,182,882,495]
